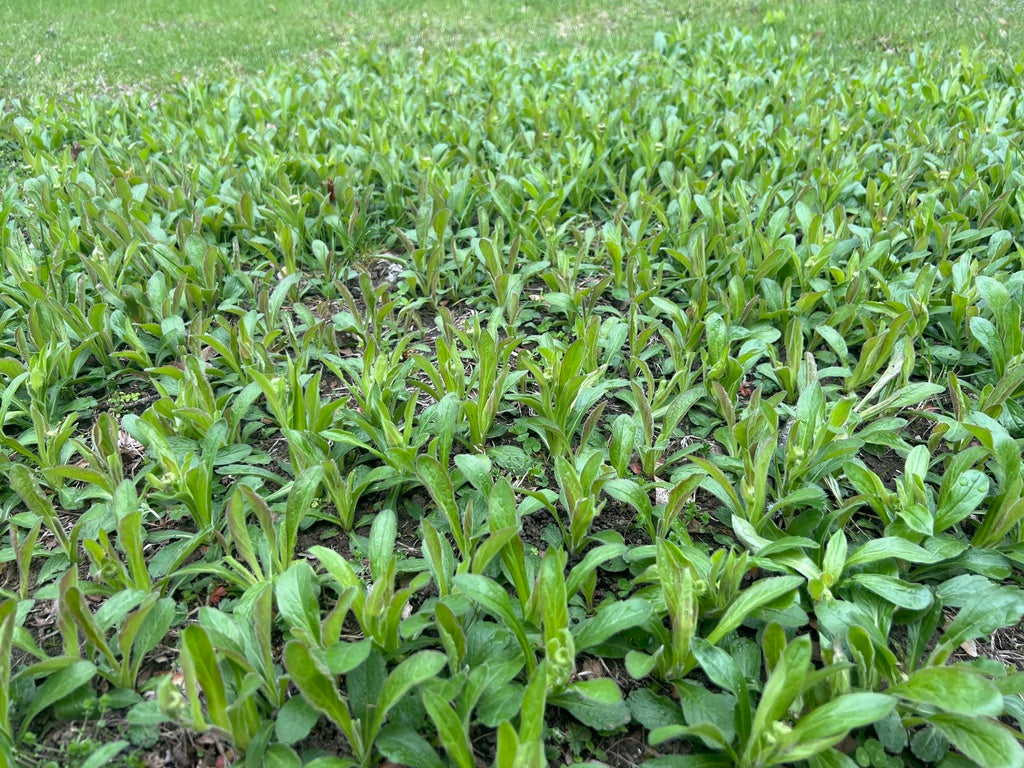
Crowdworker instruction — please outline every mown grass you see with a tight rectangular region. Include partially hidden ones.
[2,0,1024,97]
[3,3,1024,768]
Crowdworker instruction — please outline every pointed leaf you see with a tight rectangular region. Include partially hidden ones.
[780,694,895,760]
[844,538,941,568]
[890,666,1003,716]
[423,690,475,768]
[706,576,803,645]
[17,659,97,740]
[928,713,1024,768]
[374,651,448,732]
[848,574,932,610]
[574,598,652,650]
[283,641,353,737]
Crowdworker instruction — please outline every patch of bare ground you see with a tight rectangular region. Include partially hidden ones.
[952,621,1024,671]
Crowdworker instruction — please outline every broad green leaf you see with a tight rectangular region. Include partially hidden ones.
[226,489,263,581]
[747,635,811,753]
[79,740,129,768]
[822,530,847,582]
[377,723,445,768]
[928,713,1024,768]
[807,749,860,768]
[472,526,520,575]
[935,470,989,531]
[650,722,733,752]
[625,650,660,680]
[495,720,519,768]
[762,622,787,675]
[844,538,942,568]
[454,573,534,670]
[17,659,97,740]
[890,666,1003,716]
[368,507,397,582]
[434,600,467,670]
[455,453,492,494]
[262,744,302,768]
[641,757,734,767]
[423,690,475,768]
[895,502,934,537]
[282,641,354,738]
[911,725,950,762]
[573,597,652,650]
[326,639,373,675]
[539,548,569,642]
[706,576,803,645]
[970,317,1003,360]
[283,465,323,566]
[269,272,302,322]
[181,625,229,731]
[489,476,519,529]
[8,464,71,554]
[553,684,631,731]
[627,688,685,730]
[675,680,737,744]
[275,561,322,645]
[0,599,14,734]
[373,651,448,733]
[421,518,454,597]
[690,637,746,698]
[604,477,654,521]
[847,573,933,610]
[275,696,320,745]
[304,759,358,768]
[779,693,895,761]
[609,414,636,476]
[124,596,174,673]
[570,677,622,705]
[417,455,465,552]
[859,382,945,420]
[691,636,751,742]
[519,660,548,746]
[874,709,908,753]
[566,542,627,597]
[477,683,525,727]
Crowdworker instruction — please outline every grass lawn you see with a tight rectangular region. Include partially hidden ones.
[2,0,1024,96]
[2,2,1024,768]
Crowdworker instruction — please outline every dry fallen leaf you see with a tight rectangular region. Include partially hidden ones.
[579,657,605,679]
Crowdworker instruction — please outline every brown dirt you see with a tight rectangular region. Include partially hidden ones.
[861,448,904,489]
[951,621,1024,671]
[29,718,234,768]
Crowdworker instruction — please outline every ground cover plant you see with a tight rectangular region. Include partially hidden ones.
[2,16,1024,768]
[4,0,1024,97]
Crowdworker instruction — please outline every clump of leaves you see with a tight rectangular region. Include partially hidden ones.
[2,21,1024,768]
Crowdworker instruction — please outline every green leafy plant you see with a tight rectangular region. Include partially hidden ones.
[652,631,896,767]
[284,644,446,767]
[4,19,1024,768]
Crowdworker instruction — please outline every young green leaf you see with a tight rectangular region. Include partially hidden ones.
[17,659,97,741]
[276,561,323,646]
[776,693,895,762]
[422,690,475,768]
[706,576,803,645]
[927,713,1024,768]
[573,598,652,650]
[282,641,355,743]
[889,666,1003,717]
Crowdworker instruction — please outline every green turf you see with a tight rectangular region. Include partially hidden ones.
[2,0,1023,98]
